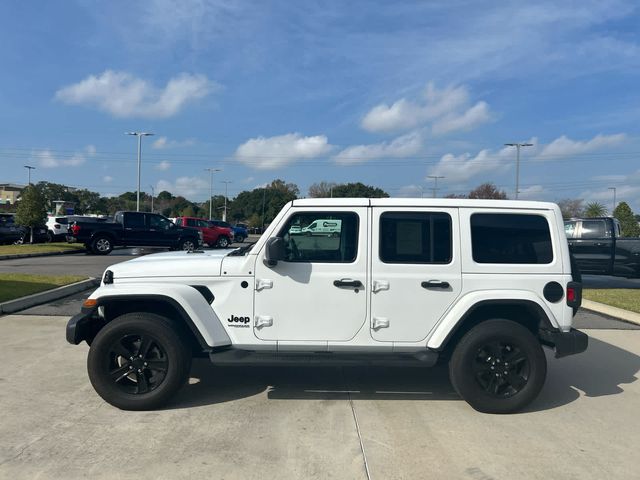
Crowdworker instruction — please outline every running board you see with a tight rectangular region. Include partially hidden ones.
[208,349,439,367]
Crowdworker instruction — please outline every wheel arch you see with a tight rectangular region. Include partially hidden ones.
[79,285,232,351]
[429,294,557,355]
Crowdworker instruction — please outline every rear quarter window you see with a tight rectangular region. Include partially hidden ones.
[471,213,553,264]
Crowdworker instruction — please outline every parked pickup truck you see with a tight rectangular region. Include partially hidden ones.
[565,217,640,278]
[68,211,202,255]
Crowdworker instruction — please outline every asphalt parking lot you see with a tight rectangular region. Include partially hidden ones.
[0,309,638,479]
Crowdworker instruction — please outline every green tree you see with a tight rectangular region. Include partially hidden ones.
[15,185,47,243]
[613,202,640,237]
[584,202,607,218]
[157,190,174,202]
[468,182,507,199]
[331,182,388,198]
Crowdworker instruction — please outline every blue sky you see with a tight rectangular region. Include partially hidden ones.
[1,0,640,210]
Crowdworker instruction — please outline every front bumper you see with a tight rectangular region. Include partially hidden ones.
[66,307,104,345]
[539,328,588,358]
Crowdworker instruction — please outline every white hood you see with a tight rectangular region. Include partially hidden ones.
[107,249,232,279]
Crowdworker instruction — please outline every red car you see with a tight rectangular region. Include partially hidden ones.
[173,217,233,248]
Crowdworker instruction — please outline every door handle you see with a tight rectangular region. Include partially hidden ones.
[595,242,606,247]
[333,279,363,288]
[421,280,450,289]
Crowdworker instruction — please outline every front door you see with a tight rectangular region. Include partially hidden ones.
[253,208,368,342]
[370,207,462,342]
[571,219,613,274]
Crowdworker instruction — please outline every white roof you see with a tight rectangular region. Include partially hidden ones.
[291,198,558,210]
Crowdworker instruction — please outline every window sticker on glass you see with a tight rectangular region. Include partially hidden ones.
[396,221,422,255]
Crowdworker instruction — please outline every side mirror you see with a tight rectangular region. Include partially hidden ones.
[264,237,285,267]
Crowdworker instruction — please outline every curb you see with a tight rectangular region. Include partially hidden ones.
[0,249,87,261]
[0,278,100,314]
[582,299,640,326]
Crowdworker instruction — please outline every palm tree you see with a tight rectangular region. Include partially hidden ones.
[584,202,607,218]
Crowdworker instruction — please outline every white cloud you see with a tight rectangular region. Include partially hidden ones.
[33,148,89,168]
[154,160,172,171]
[431,101,491,136]
[538,133,626,158]
[55,70,217,119]
[152,136,196,149]
[103,175,114,183]
[428,145,515,184]
[361,83,491,135]
[517,185,546,200]
[156,176,208,199]
[235,133,333,169]
[85,145,97,156]
[333,131,423,165]
[395,184,425,198]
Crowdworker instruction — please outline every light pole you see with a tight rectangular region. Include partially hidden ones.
[608,187,617,215]
[427,175,445,198]
[205,168,222,220]
[504,142,533,199]
[261,186,267,231]
[149,185,155,212]
[221,180,232,222]
[126,132,154,211]
[24,165,36,185]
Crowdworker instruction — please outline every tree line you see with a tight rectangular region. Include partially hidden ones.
[9,180,640,237]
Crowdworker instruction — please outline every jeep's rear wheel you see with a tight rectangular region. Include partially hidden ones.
[449,319,546,414]
[87,313,191,410]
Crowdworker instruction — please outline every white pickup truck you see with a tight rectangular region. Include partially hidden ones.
[67,198,587,413]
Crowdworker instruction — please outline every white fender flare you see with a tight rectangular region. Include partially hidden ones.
[89,283,231,348]
[427,290,558,350]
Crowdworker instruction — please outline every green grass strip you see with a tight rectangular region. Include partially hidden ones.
[583,289,640,314]
[0,273,87,303]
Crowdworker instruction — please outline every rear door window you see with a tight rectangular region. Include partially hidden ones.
[580,220,607,239]
[379,212,452,264]
[124,213,145,228]
[471,213,553,264]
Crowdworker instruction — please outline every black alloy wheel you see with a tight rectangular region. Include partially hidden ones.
[87,313,191,410]
[106,333,169,395]
[449,319,546,414]
[472,341,530,398]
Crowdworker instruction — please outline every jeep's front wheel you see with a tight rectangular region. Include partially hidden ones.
[87,313,191,410]
[449,319,546,414]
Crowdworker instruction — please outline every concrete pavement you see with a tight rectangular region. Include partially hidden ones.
[0,314,638,479]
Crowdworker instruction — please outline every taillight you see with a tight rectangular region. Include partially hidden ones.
[566,281,582,309]
[70,225,81,235]
[567,287,576,303]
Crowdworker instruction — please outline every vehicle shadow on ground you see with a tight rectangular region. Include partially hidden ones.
[526,336,640,412]
[169,336,640,413]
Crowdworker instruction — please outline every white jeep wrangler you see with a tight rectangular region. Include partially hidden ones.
[67,198,587,413]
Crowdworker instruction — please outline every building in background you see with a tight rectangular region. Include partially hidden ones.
[0,183,25,205]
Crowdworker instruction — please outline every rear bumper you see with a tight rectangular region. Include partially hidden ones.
[539,328,588,358]
[66,307,103,345]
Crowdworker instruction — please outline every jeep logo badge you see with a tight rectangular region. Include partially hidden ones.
[227,315,251,327]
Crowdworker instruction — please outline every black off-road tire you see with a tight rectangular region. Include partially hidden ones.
[449,319,547,414]
[91,235,113,255]
[87,313,192,410]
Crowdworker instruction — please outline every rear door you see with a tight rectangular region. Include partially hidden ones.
[122,213,151,245]
[571,219,613,273]
[370,207,461,342]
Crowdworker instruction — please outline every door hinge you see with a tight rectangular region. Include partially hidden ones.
[372,280,390,293]
[255,315,273,328]
[372,317,390,330]
[255,279,273,291]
